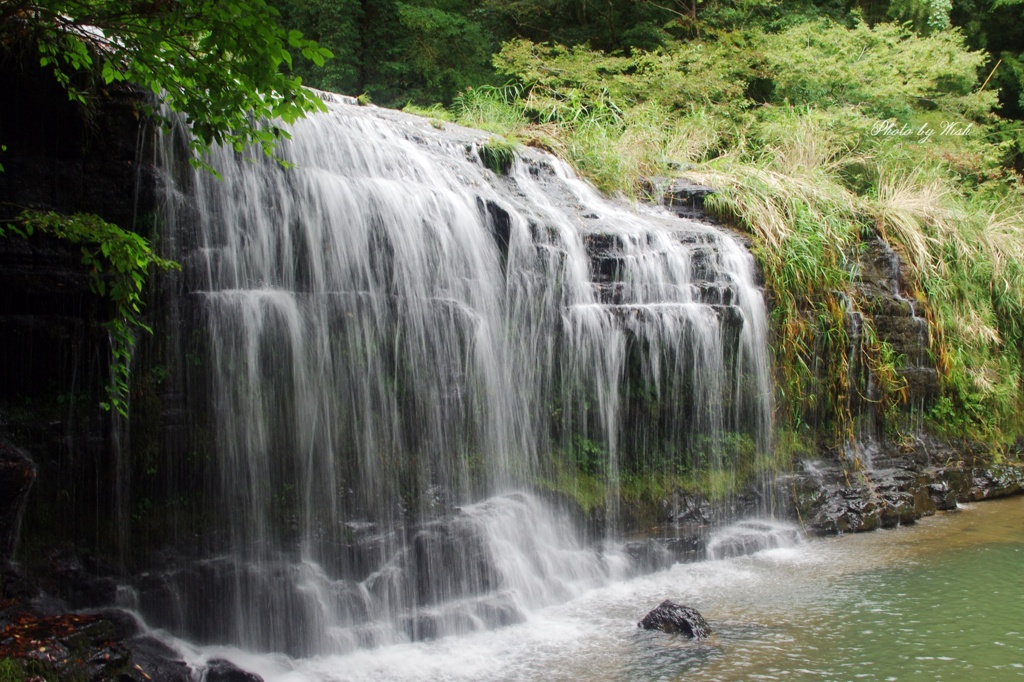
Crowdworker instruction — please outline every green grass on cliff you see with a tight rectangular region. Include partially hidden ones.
[441,19,1024,449]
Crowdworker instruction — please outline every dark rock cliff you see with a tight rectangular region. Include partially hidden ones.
[0,54,159,561]
[0,441,35,561]
[849,238,939,439]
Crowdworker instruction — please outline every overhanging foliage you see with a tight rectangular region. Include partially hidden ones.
[1,0,332,160]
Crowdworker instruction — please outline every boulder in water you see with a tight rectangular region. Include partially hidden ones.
[203,659,264,682]
[638,600,711,638]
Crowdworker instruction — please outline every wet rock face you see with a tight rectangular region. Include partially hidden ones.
[638,600,712,638]
[705,520,803,560]
[644,178,717,221]
[779,463,929,535]
[0,605,190,681]
[623,533,706,573]
[669,490,763,527]
[0,52,156,228]
[621,487,774,570]
[2,561,194,680]
[0,54,177,581]
[941,466,1024,501]
[777,459,1024,535]
[853,239,939,412]
[0,441,36,561]
[39,548,119,609]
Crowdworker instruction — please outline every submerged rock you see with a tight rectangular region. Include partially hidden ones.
[202,658,264,682]
[705,519,802,560]
[638,600,712,638]
[623,533,707,572]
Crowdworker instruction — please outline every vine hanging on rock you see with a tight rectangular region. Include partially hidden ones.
[0,210,179,416]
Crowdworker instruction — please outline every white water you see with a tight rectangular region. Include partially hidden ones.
[705,519,804,560]
[165,499,1024,681]
[148,96,773,654]
[159,519,803,681]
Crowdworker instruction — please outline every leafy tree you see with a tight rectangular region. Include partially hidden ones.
[476,0,676,51]
[0,0,332,160]
[0,0,332,412]
[275,0,363,96]
[476,0,811,48]
[887,0,953,33]
[842,0,1024,121]
[951,0,1024,119]
[384,1,494,104]
[277,0,495,106]
[761,20,992,120]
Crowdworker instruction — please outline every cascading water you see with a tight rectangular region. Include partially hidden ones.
[705,519,803,560]
[144,94,773,655]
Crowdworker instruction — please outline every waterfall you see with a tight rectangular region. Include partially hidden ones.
[146,95,772,655]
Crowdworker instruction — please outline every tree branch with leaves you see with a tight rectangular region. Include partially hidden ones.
[2,0,332,158]
[0,0,333,413]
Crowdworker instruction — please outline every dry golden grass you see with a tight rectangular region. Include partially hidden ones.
[981,204,1024,291]
[870,172,972,280]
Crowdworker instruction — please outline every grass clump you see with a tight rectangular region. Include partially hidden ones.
[478,136,519,175]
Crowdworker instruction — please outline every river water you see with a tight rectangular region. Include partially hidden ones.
[173,496,1024,681]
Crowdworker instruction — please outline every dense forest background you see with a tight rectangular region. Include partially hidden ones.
[275,0,1024,121]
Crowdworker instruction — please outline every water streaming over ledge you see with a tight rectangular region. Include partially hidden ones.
[147,95,773,655]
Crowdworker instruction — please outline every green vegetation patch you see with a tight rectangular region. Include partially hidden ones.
[478,136,519,175]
